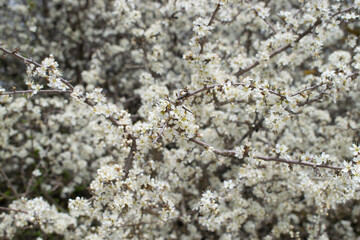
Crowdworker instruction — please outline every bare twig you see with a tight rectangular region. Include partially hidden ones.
[0,168,19,197]
[24,162,42,197]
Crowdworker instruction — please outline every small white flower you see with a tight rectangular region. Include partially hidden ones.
[32,169,42,177]
[235,145,244,159]
[219,0,230,5]
[224,180,235,189]
[350,144,360,156]
[342,161,352,173]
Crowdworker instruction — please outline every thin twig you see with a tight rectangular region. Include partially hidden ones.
[199,3,222,54]
[0,89,71,96]
[0,169,19,197]
[189,138,342,170]
[124,135,137,178]
[118,210,198,228]
[291,83,325,97]
[24,161,42,197]
[0,45,73,90]
[255,156,342,171]
[246,0,277,34]
[153,120,169,144]
[0,206,28,214]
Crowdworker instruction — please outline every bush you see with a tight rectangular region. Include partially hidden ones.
[1,0,360,239]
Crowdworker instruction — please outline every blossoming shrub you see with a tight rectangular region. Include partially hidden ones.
[1,0,360,239]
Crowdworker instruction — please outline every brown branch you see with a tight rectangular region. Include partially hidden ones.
[0,46,129,129]
[0,168,19,197]
[153,120,169,144]
[199,3,221,54]
[189,138,342,170]
[0,45,73,91]
[297,86,329,107]
[0,206,28,214]
[291,83,325,97]
[0,89,71,96]
[208,3,221,26]
[124,135,137,178]
[189,137,235,157]
[24,162,42,197]
[177,83,222,101]
[255,156,342,171]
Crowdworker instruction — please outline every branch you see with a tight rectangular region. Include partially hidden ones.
[0,206,28,214]
[177,70,356,106]
[189,138,235,157]
[208,3,221,26]
[189,138,342,171]
[291,83,325,97]
[0,168,19,197]
[0,45,137,177]
[0,45,73,91]
[199,3,221,54]
[153,120,169,144]
[234,7,355,77]
[246,0,277,34]
[0,89,71,96]
[177,82,283,102]
[177,83,222,101]
[124,135,137,178]
[0,45,129,128]
[255,156,342,171]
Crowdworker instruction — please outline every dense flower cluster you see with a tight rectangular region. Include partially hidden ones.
[1,0,360,239]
